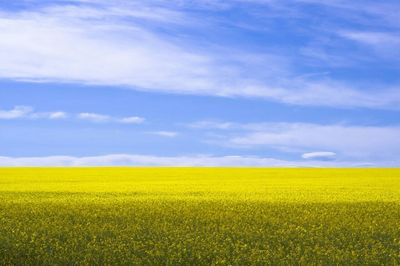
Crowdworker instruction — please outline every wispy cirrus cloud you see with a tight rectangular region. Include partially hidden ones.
[0,2,248,97]
[297,0,400,27]
[338,31,400,58]
[0,1,399,109]
[339,31,400,46]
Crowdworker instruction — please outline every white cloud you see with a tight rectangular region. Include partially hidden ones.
[340,31,400,47]
[0,4,233,96]
[48,112,68,120]
[189,121,235,130]
[297,0,400,28]
[148,131,179,138]
[337,31,400,59]
[0,106,142,124]
[77,112,145,124]
[41,2,186,23]
[118,116,145,124]
[77,112,111,123]
[0,154,392,167]
[0,2,399,109]
[30,111,68,120]
[0,106,67,120]
[0,106,33,119]
[302,151,336,160]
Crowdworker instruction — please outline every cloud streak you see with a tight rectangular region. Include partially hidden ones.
[0,106,144,124]
[77,113,111,123]
[0,106,33,119]
[0,154,393,167]
[148,131,179,138]
[77,112,144,124]
[0,106,67,120]
[302,151,336,160]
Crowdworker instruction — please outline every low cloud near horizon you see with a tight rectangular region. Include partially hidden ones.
[302,152,336,160]
[0,154,393,167]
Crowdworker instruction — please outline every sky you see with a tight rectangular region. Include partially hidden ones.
[1,0,400,166]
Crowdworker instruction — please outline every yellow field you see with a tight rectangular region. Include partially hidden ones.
[0,168,399,265]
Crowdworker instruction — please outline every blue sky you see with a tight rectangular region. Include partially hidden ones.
[1,0,400,166]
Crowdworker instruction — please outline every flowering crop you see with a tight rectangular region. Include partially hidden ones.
[0,168,399,265]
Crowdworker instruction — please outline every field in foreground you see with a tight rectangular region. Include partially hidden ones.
[0,168,399,265]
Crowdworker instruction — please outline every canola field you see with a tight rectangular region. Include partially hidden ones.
[0,168,399,265]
